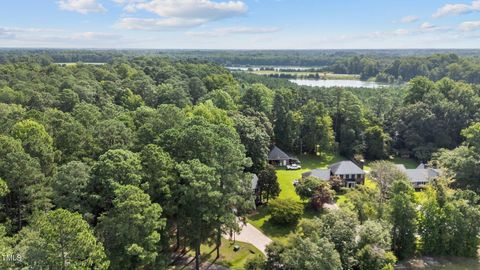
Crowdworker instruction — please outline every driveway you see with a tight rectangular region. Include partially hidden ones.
[225,222,272,255]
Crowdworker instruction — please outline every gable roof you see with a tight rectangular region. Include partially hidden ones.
[395,164,407,171]
[329,161,365,175]
[302,169,331,181]
[395,163,441,183]
[404,169,440,183]
[268,146,298,161]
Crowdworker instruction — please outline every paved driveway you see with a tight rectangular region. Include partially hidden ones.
[225,222,272,255]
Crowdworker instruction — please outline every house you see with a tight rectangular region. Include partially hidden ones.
[395,163,441,189]
[268,146,300,166]
[302,160,366,188]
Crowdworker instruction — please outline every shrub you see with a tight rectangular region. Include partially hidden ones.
[245,255,265,270]
[269,198,303,225]
[357,245,396,270]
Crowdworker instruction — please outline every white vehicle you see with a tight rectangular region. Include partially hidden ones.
[286,163,302,170]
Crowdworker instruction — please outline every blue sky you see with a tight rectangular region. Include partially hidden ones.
[0,0,479,49]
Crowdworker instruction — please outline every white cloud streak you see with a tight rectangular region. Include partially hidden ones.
[433,0,480,18]
[58,0,107,14]
[115,17,208,30]
[187,26,280,37]
[459,20,480,31]
[114,0,248,30]
[400,15,419,23]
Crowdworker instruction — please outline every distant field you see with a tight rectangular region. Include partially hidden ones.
[249,70,360,80]
[55,62,106,66]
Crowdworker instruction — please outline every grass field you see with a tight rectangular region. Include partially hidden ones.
[187,238,264,270]
[55,62,106,66]
[249,70,360,80]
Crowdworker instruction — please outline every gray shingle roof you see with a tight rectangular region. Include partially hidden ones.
[268,146,298,161]
[302,169,331,181]
[329,161,365,175]
[394,163,441,183]
[404,169,440,183]
[395,164,407,171]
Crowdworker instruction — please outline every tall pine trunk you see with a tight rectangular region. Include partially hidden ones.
[195,240,201,270]
[216,226,221,259]
[176,226,180,251]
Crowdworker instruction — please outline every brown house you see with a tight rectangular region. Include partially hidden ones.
[267,146,299,166]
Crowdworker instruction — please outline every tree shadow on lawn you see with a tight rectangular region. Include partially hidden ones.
[296,154,345,170]
[248,203,323,242]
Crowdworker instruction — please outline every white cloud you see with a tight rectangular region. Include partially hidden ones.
[0,24,131,49]
[115,17,208,30]
[0,28,15,39]
[71,32,122,40]
[58,0,107,14]
[433,0,480,18]
[459,20,480,31]
[114,0,248,30]
[393,29,410,36]
[133,0,247,19]
[420,22,435,29]
[187,26,280,37]
[400,15,419,23]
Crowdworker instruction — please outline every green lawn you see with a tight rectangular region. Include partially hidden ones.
[364,157,419,171]
[248,153,344,242]
[248,154,422,242]
[274,153,345,201]
[391,157,419,169]
[187,238,264,270]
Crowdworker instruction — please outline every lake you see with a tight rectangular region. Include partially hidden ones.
[290,79,388,88]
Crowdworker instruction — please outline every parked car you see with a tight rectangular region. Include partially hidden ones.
[286,163,302,170]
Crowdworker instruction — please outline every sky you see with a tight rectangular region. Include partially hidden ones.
[0,0,480,49]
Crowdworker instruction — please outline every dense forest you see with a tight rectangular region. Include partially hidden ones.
[0,51,480,270]
[1,49,480,83]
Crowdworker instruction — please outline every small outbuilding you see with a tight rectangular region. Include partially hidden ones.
[267,146,300,166]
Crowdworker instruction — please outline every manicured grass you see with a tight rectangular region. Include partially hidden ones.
[247,205,298,244]
[248,153,344,242]
[188,238,264,270]
[249,154,422,243]
[364,157,419,171]
[274,153,344,201]
[391,157,419,169]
